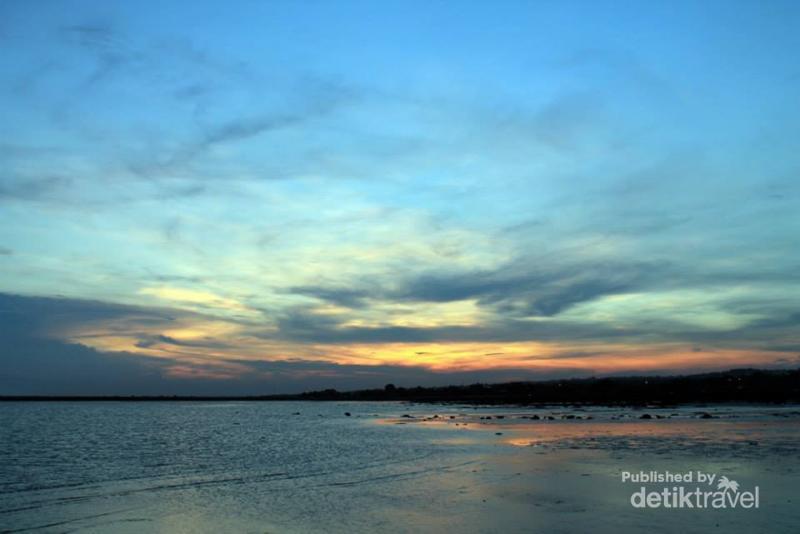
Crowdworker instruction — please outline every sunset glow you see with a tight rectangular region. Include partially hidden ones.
[1,0,798,394]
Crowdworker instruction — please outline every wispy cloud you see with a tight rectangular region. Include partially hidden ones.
[1,1,799,393]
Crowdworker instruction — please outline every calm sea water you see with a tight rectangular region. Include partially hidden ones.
[2,402,799,533]
[1,402,483,533]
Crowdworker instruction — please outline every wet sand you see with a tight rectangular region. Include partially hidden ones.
[375,405,800,533]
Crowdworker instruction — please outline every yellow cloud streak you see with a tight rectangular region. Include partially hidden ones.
[139,286,251,313]
[56,311,788,381]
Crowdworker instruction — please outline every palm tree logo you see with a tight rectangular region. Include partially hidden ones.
[717,475,740,493]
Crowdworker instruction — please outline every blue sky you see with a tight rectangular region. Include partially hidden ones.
[1,0,799,394]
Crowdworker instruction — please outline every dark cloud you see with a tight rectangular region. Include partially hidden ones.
[1,18,364,198]
[126,77,359,180]
[0,294,272,395]
[132,114,307,176]
[134,333,233,351]
[145,272,206,284]
[0,175,73,202]
[0,292,155,324]
[270,307,637,345]
[60,23,142,88]
[672,311,800,349]
[2,291,797,395]
[0,293,599,395]
[765,345,800,353]
[391,259,665,317]
[0,333,178,396]
[287,285,373,309]
[271,269,800,350]
[289,257,666,318]
[0,296,198,394]
[0,293,187,344]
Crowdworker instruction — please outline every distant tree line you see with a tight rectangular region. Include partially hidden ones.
[2,368,798,404]
[296,368,800,405]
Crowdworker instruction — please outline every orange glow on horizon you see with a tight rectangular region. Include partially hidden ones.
[53,316,790,381]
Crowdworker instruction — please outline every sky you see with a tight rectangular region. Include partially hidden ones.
[1,0,799,395]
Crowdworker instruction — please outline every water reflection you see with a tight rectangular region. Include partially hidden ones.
[1,402,798,533]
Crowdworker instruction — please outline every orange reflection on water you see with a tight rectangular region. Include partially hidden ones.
[377,415,800,452]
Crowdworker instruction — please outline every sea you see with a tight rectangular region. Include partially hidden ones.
[1,402,799,533]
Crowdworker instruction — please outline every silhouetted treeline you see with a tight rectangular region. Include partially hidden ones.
[294,368,800,405]
[2,368,799,405]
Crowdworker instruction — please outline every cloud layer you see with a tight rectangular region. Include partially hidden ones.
[1,1,799,393]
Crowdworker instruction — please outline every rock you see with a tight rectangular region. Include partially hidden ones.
[531,415,540,420]
[345,412,351,417]
[640,414,653,419]
[699,412,714,419]
[546,416,555,420]
[495,432,503,435]
[401,414,414,418]
[495,415,505,419]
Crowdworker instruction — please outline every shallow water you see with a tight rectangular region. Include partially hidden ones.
[1,402,799,533]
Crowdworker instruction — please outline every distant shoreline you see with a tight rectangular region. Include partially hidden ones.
[3,368,799,405]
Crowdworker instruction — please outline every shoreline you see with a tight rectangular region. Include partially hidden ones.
[3,368,798,404]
